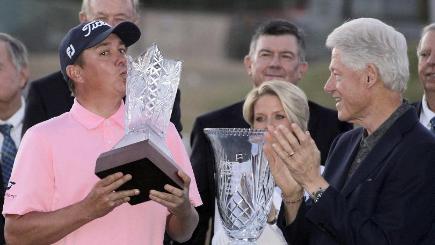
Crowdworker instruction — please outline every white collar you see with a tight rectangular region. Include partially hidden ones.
[420,94,435,129]
[0,97,25,128]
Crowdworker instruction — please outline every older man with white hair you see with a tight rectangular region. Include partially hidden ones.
[416,23,435,133]
[264,18,435,245]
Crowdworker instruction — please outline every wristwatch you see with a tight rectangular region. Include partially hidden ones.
[311,187,327,203]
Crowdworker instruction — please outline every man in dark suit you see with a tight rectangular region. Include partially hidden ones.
[266,18,435,245]
[22,0,182,137]
[414,23,435,133]
[187,20,352,244]
[413,23,435,244]
[0,33,30,245]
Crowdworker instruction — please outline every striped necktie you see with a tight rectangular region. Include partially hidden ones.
[0,124,17,187]
[430,117,435,134]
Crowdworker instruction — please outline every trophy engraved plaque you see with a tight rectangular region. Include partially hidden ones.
[95,44,183,205]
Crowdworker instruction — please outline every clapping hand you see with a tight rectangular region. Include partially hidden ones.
[264,130,302,197]
[266,124,322,191]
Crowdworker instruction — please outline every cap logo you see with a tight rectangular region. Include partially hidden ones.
[82,20,111,37]
[66,44,75,59]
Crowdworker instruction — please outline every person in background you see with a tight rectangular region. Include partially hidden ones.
[212,80,309,245]
[188,19,352,244]
[22,0,182,137]
[0,33,29,245]
[415,23,435,134]
[413,22,435,244]
[264,18,435,245]
[3,20,201,245]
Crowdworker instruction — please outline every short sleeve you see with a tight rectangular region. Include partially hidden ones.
[165,123,202,207]
[3,126,55,215]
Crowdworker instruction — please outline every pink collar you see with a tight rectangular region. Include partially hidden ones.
[70,99,124,129]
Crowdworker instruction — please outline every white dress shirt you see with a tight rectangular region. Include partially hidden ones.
[419,94,435,130]
[0,97,25,149]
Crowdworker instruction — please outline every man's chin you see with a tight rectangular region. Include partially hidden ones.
[337,112,348,122]
[118,85,127,97]
[423,82,435,93]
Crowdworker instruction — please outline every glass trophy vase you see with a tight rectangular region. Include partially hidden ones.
[205,128,274,244]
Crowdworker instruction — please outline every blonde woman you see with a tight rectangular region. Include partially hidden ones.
[212,80,309,244]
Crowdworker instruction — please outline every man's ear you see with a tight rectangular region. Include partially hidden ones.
[366,63,379,88]
[297,62,309,80]
[131,12,140,24]
[79,11,88,23]
[18,66,29,89]
[66,65,84,84]
[243,55,253,77]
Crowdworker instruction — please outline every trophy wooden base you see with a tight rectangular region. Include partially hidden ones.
[95,138,183,205]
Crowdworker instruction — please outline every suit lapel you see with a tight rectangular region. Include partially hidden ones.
[342,130,400,196]
[411,101,422,117]
[307,101,318,133]
[325,129,362,191]
[341,108,417,196]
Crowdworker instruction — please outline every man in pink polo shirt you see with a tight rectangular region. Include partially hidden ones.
[3,20,201,245]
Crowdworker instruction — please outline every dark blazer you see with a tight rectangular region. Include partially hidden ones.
[411,100,435,245]
[413,101,422,116]
[279,107,435,245]
[22,71,183,136]
[186,100,352,244]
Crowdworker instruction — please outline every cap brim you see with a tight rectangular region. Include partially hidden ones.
[112,22,141,47]
[86,21,141,50]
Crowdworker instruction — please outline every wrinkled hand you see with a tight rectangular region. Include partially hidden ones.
[264,134,302,196]
[81,172,139,220]
[267,124,321,189]
[149,170,193,218]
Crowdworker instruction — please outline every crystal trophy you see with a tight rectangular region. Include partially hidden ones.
[95,44,183,205]
[205,128,275,244]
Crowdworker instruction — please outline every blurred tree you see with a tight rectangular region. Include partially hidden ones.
[342,0,353,19]
[0,0,79,52]
[141,0,307,11]
[417,0,429,22]
[222,0,309,60]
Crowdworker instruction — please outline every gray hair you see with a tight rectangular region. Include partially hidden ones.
[81,0,139,16]
[0,33,28,71]
[326,18,409,93]
[416,23,435,56]
[243,80,309,131]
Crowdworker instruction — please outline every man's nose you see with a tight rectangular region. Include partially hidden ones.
[106,18,118,27]
[269,55,281,67]
[324,76,334,93]
[116,52,127,66]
